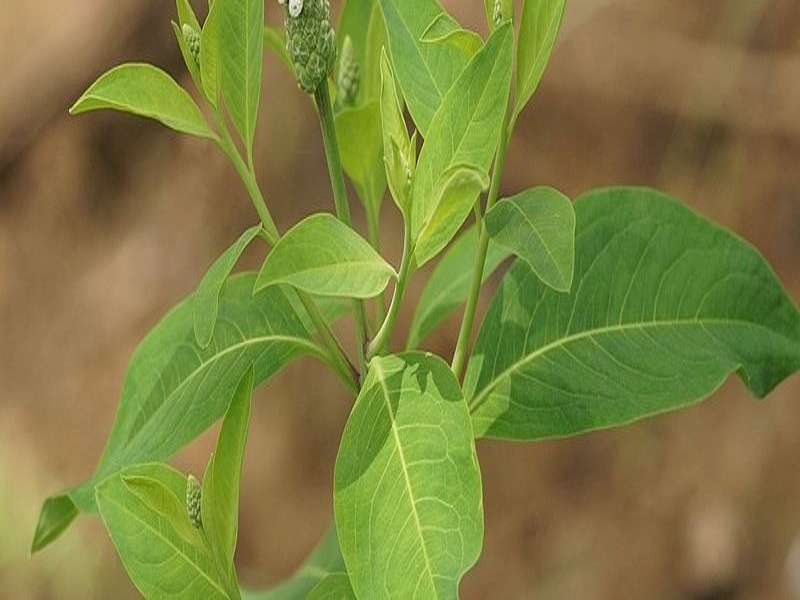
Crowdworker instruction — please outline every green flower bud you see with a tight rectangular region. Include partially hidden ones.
[283,0,336,94]
[186,474,202,529]
[182,24,201,67]
[492,0,502,26]
[337,36,360,107]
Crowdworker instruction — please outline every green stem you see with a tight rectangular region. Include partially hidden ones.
[451,110,514,379]
[314,83,369,376]
[366,223,413,359]
[365,201,387,327]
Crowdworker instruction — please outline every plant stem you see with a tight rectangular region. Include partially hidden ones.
[314,83,369,376]
[451,110,514,380]
[366,223,413,359]
[365,201,387,327]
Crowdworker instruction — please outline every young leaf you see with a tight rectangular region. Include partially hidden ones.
[194,225,261,347]
[466,187,800,440]
[307,574,355,599]
[34,273,318,547]
[410,24,513,256]
[513,0,567,122]
[202,367,253,584]
[264,26,294,75]
[379,50,414,215]
[255,214,396,298]
[421,14,484,56]
[69,63,215,139]
[30,495,78,554]
[218,0,264,159]
[485,186,575,292]
[172,21,204,92]
[335,101,386,220]
[240,525,346,600]
[176,0,201,32]
[413,164,490,266]
[201,0,222,107]
[378,0,478,135]
[334,353,483,599]
[362,2,388,102]
[96,463,230,599]
[407,227,509,349]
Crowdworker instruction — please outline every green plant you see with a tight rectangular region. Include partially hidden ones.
[31,0,800,597]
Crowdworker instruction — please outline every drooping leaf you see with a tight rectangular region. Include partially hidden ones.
[485,186,575,292]
[202,367,253,585]
[200,0,222,106]
[378,0,478,135]
[421,14,484,56]
[240,525,346,600]
[410,23,513,257]
[69,63,215,139]
[334,353,483,599]
[307,574,355,599]
[379,50,414,215]
[466,187,800,440]
[96,463,231,599]
[335,101,386,219]
[218,0,264,159]
[255,214,396,298]
[33,273,318,549]
[408,227,509,349]
[513,0,567,122]
[413,164,490,266]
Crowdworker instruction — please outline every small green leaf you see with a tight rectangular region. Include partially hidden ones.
[413,164,490,266]
[255,214,396,298]
[408,226,509,349]
[335,101,386,219]
[485,186,575,292]
[69,63,215,139]
[218,0,264,159]
[176,0,201,32]
[30,495,78,554]
[194,225,261,347]
[201,0,222,106]
[307,574,355,599]
[264,26,294,75]
[362,2,388,102]
[96,463,230,599]
[334,353,483,599]
[379,0,477,135]
[410,23,513,254]
[172,21,204,92]
[202,367,253,581]
[467,187,800,440]
[513,0,566,122]
[421,14,484,56]
[379,50,414,215]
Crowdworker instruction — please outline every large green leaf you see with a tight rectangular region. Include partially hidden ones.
[466,188,800,440]
[410,24,513,259]
[241,525,346,600]
[96,463,231,599]
[307,574,355,599]
[194,225,261,347]
[255,213,396,298]
[202,368,253,585]
[378,0,477,135]
[69,63,215,139]
[407,227,509,349]
[33,273,318,549]
[334,353,483,599]
[513,0,567,123]
[218,0,264,159]
[485,186,575,292]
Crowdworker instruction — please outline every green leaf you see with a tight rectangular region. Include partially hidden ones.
[410,24,513,258]
[255,214,396,298]
[30,495,78,554]
[201,0,222,107]
[379,50,414,215]
[69,63,215,139]
[413,164,490,266]
[362,2,388,102]
[240,525,345,600]
[408,227,509,349]
[194,225,261,347]
[218,0,264,158]
[96,463,230,599]
[202,367,253,582]
[264,26,294,75]
[467,187,800,440]
[176,0,201,32]
[421,14,484,56]
[308,574,355,599]
[172,21,204,93]
[34,273,318,549]
[513,0,567,122]
[483,0,513,30]
[334,353,483,599]
[485,186,575,292]
[335,101,386,219]
[378,0,478,135]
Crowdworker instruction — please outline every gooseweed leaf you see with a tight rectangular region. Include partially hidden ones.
[69,63,215,139]
[485,186,575,292]
[334,353,483,599]
[467,188,800,439]
[255,214,396,298]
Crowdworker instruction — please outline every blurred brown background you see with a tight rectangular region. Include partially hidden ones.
[2,0,800,598]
